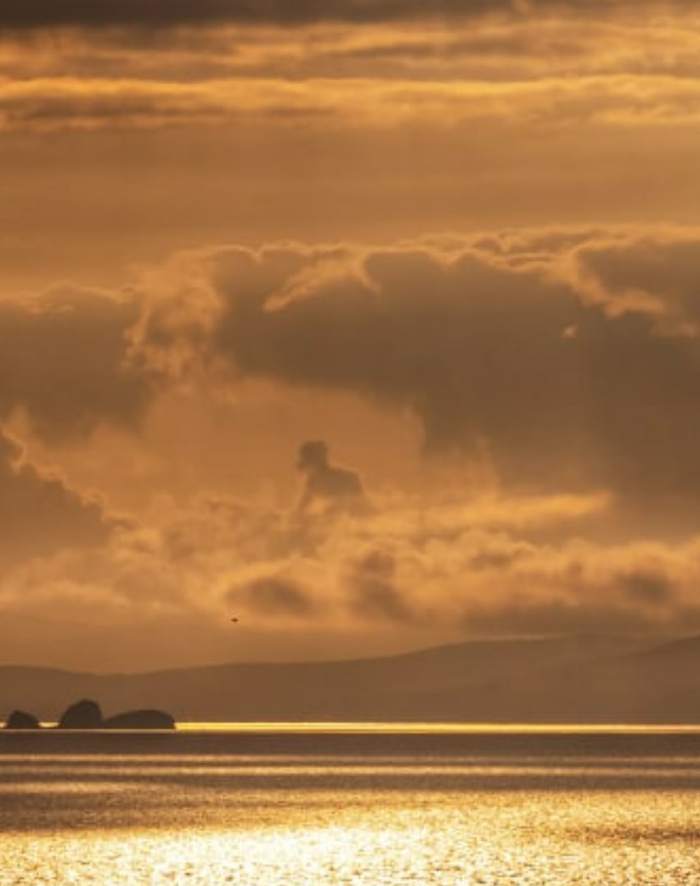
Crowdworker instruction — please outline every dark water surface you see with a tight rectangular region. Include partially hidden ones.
[2,726,700,884]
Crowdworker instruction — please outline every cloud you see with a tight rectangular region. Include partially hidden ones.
[4,15,700,90]
[296,439,368,517]
[460,544,697,637]
[131,229,700,509]
[619,570,671,605]
[0,428,113,567]
[346,549,415,623]
[463,597,683,636]
[7,485,700,652]
[0,1,676,31]
[228,574,319,618]
[3,73,700,133]
[2,440,698,668]
[0,286,151,440]
[572,231,700,331]
[3,8,700,137]
[4,226,700,666]
[0,77,341,133]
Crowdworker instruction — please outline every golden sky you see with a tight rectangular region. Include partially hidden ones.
[2,1,700,671]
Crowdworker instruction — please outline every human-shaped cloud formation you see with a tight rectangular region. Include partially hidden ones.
[296,440,368,517]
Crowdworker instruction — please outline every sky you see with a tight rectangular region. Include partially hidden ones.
[2,0,700,671]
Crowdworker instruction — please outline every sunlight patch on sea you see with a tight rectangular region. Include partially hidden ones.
[2,787,700,884]
[177,721,700,734]
[2,748,700,884]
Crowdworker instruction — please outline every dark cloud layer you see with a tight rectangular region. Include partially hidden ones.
[0,429,111,566]
[193,240,700,506]
[0,288,151,441]
[0,0,673,30]
[130,231,700,512]
[229,575,319,617]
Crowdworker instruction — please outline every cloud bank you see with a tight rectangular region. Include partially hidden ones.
[0,286,150,440]
[131,229,700,508]
[0,429,113,567]
[4,225,700,667]
[2,1,681,30]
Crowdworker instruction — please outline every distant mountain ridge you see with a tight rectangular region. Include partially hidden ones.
[1,634,698,724]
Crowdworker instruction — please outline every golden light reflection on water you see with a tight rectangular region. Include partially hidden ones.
[2,744,700,884]
[2,783,700,885]
[8,721,700,734]
[177,721,700,734]
[4,759,700,784]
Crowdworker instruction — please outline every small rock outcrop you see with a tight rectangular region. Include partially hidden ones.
[102,709,176,730]
[57,699,103,729]
[5,699,176,731]
[5,710,41,729]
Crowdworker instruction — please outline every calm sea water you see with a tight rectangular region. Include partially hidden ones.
[2,726,700,884]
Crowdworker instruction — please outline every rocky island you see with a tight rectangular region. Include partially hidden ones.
[4,699,175,730]
[4,710,41,730]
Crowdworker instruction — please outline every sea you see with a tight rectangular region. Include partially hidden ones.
[2,724,700,885]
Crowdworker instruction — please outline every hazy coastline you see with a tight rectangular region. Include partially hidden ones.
[5,635,700,725]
